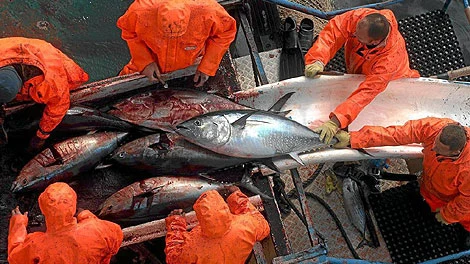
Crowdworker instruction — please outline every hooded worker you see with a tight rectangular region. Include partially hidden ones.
[304,8,420,144]
[0,37,89,152]
[117,0,236,87]
[164,187,270,264]
[8,182,123,264]
[333,117,470,244]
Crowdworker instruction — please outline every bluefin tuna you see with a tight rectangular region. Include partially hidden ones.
[108,88,249,132]
[98,176,227,225]
[11,132,128,193]
[111,132,251,176]
[175,110,337,165]
[342,177,369,248]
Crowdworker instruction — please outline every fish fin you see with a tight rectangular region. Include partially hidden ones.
[357,148,373,157]
[267,92,295,112]
[356,238,370,249]
[95,162,113,170]
[198,172,217,182]
[289,153,305,166]
[231,111,257,129]
[238,171,273,200]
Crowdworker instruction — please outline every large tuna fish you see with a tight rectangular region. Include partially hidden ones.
[175,110,337,165]
[108,88,249,132]
[11,132,128,193]
[98,176,227,225]
[111,132,251,176]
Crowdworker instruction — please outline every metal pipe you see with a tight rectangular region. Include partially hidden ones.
[442,0,452,12]
[260,0,404,19]
[418,249,470,263]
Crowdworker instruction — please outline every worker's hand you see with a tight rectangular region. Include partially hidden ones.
[333,130,351,148]
[142,62,165,84]
[11,206,28,218]
[168,209,184,217]
[313,120,339,144]
[27,135,46,155]
[193,70,210,88]
[435,209,450,225]
[304,61,324,78]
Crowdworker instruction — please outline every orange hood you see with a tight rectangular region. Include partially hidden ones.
[157,0,190,37]
[38,182,77,233]
[193,190,232,238]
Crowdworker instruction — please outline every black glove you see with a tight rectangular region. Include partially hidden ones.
[27,135,46,154]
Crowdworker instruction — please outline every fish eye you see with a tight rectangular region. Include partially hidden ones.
[118,152,126,158]
[194,120,202,126]
[23,179,27,184]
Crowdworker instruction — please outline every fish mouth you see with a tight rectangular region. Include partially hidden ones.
[175,125,190,131]
[11,182,21,193]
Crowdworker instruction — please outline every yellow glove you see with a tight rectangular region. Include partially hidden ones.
[305,61,324,78]
[435,209,450,225]
[313,120,339,144]
[333,130,351,148]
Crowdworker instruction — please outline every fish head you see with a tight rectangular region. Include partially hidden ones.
[11,150,53,193]
[342,177,359,194]
[98,188,134,218]
[175,114,231,148]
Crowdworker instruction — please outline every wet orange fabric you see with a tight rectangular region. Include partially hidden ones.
[8,182,123,263]
[351,117,470,230]
[117,0,236,76]
[0,37,89,139]
[165,190,270,264]
[305,8,420,128]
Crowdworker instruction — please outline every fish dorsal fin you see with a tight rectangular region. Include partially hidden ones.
[231,111,258,128]
[289,153,305,166]
[267,92,295,112]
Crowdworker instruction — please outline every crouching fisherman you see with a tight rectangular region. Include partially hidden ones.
[8,182,123,263]
[164,186,270,264]
[0,37,88,153]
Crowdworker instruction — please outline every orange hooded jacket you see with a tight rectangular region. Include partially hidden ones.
[165,190,270,264]
[8,182,123,263]
[117,0,236,77]
[0,37,89,139]
[351,117,470,230]
[305,8,420,128]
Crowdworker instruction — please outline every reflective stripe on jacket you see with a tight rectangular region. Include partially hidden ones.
[117,0,236,76]
[165,190,270,264]
[305,8,420,128]
[350,117,470,225]
[8,182,122,264]
[0,37,89,138]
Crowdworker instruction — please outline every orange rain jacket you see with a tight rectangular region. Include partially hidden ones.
[8,182,123,263]
[0,37,89,139]
[165,190,270,264]
[305,8,420,128]
[117,0,237,77]
[351,117,470,230]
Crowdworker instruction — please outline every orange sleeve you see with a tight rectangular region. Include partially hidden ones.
[198,5,236,76]
[441,170,470,223]
[34,79,70,139]
[117,10,155,72]
[304,11,352,65]
[227,191,270,241]
[7,214,29,257]
[165,215,189,264]
[350,117,450,148]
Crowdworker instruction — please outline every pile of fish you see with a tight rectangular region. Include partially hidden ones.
[7,87,333,225]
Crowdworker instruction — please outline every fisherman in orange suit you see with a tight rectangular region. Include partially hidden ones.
[8,182,123,264]
[0,37,89,153]
[117,0,237,87]
[333,117,470,244]
[164,186,270,264]
[304,8,420,143]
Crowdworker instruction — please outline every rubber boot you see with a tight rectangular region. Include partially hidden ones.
[282,17,298,49]
[299,18,314,56]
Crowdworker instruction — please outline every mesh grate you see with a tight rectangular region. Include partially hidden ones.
[369,181,467,264]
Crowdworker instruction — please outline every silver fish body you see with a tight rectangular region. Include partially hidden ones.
[342,177,367,237]
[98,176,226,225]
[111,133,250,175]
[176,110,335,159]
[11,132,128,193]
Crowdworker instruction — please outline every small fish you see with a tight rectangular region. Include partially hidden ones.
[342,177,369,248]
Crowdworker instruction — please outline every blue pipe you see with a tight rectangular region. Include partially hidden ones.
[464,0,469,8]
[326,257,392,264]
[418,249,470,264]
[260,0,405,19]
